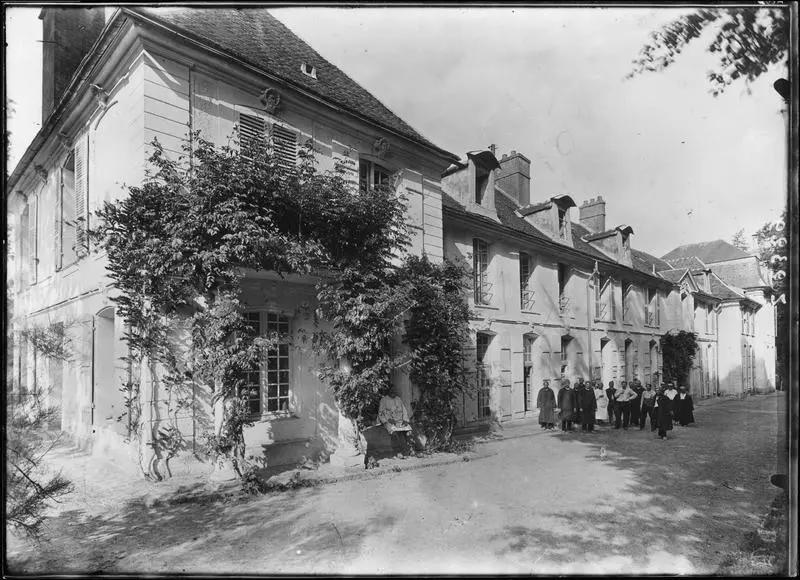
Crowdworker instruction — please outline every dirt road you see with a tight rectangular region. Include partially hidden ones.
[7,392,786,575]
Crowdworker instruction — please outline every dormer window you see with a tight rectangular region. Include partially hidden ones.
[558,207,568,239]
[300,62,317,78]
[475,166,490,205]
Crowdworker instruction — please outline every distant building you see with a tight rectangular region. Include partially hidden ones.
[660,241,776,396]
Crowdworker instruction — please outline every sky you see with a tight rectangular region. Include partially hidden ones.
[5,6,788,258]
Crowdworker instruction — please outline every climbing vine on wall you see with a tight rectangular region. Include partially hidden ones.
[91,128,470,476]
[660,330,699,386]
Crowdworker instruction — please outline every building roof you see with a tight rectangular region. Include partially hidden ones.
[443,193,670,284]
[708,259,770,289]
[661,239,753,264]
[657,269,688,283]
[709,273,747,301]
[130,7,457,159]
[663,255,707,271]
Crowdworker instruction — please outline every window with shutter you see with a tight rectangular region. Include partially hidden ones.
[271,124,297,172]
[55,169,62,271]
[238,112,267,152]
[61,153,78,266]
[74,134,88,257]
[19,206,29,287]
[28,196,38,284]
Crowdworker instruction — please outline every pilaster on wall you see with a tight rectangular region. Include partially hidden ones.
[399,169,444,264]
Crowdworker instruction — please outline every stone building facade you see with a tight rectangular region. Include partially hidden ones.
[7,7,778,471]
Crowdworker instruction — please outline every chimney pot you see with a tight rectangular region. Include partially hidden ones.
[496,149,531,207]
[579,195,606,233]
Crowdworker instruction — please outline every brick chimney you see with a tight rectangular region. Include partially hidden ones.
[40,7,107,123]
[496,150,530,206]
[579,196,606,233]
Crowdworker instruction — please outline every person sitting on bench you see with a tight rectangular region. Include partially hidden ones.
[378,387,413,458]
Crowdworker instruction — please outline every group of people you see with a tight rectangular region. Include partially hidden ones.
[536,378,695,440]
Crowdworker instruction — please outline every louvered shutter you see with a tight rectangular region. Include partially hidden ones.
[29,196,38,284]
[55,169,63,271]
[271,124,297,172]
[74,134,88,257]
[62,159,77,265]
[238,112,267,153]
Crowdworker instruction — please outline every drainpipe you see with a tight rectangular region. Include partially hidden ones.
[586,269,593,379]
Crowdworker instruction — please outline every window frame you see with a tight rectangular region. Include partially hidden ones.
[519,251,535,311]
[358,158,391,192]
[241,310,294,418]
[473,238,491,306]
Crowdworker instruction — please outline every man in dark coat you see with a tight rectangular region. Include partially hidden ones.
[630,379,644,427]
[654,386,674,440]
[574,377,586,425]
[578,380,597,432]
[606,380,618,426]
[674,385,695,426]
[536,379,556,430]
[556,379,576,432]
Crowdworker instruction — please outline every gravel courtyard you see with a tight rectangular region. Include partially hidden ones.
[6,392,786,575]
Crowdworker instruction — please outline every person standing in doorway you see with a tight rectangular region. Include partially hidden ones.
[557,379,576,432]
[615,381,637,429]
[640,383,656,431]
[537,379,556,430]
[674,385,695,426]
[630,379,644,427]
[606,380,618,427]
[578,380,597,433]
[594,381,608,425]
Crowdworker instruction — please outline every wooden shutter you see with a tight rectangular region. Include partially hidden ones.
[74,134,88,257]
[55,169,63,271]
[238,112,267,152]
[271,124,297,172]
[62,158,77,265]
[28,196,38,284]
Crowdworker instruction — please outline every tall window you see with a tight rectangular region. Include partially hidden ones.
[523,334,535,412]
[240,311,292,415]
[28,196,38,285]
[359,159,391,191]
[476,333,491,418]
[558,263,569,314]
[60,151,79,268]
[519,252,535,310]
[473,238,491,305]
[622,282,633,323]
[645,288,659,326]
[560,336,571,378]
[594,274,615,321]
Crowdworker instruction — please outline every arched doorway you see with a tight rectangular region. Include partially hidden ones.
[93,306,125,434]
[600,337,616,387]
[623,339,634,382]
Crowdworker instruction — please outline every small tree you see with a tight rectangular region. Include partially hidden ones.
[660,330,699,386]
[731,228,750,253]
[6,322,73,540]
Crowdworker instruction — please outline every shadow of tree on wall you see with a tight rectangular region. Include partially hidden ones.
[485,397,783,574]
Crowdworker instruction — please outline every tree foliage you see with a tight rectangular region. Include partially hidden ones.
[753,211,789,388]
[402,256,472,448]
[660,330,699,386]
[7,323,74,541]
[91,129,470,477]
[731,228,751,252]
[628,8,789,96]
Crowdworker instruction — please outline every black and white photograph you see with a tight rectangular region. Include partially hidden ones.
[4,3,797,576]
